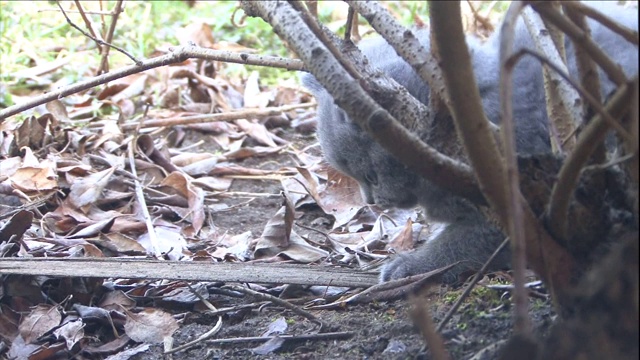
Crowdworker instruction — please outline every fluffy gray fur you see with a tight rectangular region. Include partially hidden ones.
[302,2,638,283]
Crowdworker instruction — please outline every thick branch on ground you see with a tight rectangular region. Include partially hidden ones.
[430,2,575,307]
[522,6,580,154]
[240,1,485,204]
[0,47,304,122]
[0,258,378,287]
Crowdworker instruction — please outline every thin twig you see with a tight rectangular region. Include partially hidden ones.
[165,283,223,354]
[116,103,314,130]
[410,295,451,360]
[127,142,162,258]
[344,6,356,42]
[288,1,362,82]
[499,1,531,336]
[98,0,125,74]
[73,1,102,44]
[56,1,140,65]
[508,48,632,143]
[561,1,639,45]
[0,48,304,121]
[224,284,324,331]
[531,2,628,86]
[522,6,580,154]
[204,331,354,345]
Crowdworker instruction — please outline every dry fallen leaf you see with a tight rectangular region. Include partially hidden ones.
[123,308,179,344]
[19,304,62,344]
[52,319,84,350]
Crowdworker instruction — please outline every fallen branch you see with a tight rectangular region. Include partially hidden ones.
[116,103,315,131]
[0,258,379,287]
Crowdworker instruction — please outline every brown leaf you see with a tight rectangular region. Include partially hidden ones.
[123,308,179,344]
[176,22,215,48]
[98,290,137,311]
[235,119,278,147]
[0,210,33,242]
[254,195,294,254]
[67,167,115,209]
[89,233,146,255]
[211,231,253,261]
[19,304,62,344]
[387,218,419,251]
[45,100,71,123]
[15,116,45,150]
[0,304,20,340]
[10,148,58,193]
[160,172,205,232]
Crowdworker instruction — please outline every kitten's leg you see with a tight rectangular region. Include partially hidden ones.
[380,219,510,284]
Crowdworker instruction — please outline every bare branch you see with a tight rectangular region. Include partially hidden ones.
[562,1,639,45]
[522,6,580,154]
[548,77,637,239]
[241,0,486,204]
[98,0,125,74]
[430,1,575,306]
[0,48,304,122]
[499,0,531,336]
[58,1,139,65]
[531,2,628,87]
[509,48,633,143]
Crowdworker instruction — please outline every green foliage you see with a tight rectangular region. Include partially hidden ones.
[0,1,506,88]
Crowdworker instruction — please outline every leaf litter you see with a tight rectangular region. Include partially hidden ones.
[0,9,430,359]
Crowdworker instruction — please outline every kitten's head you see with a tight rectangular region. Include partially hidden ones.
[302,73,421,209]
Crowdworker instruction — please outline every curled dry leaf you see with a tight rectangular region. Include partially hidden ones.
[10,148,57,193]
[254,194,294,257]
[137,225,187,260]
[235,118,278,147]
[67,167,115,210]
[52,319,84,350]
[0,210,33,243]
[160,172,205,231]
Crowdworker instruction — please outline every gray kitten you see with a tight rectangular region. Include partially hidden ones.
[303,2,638,283]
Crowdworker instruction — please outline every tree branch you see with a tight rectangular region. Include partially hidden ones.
[430,1,575,307]
[522,6,580,154]
[531,2,628,87]
[0,47,304,122]
[240,0,486,204]
[548,77,637,240]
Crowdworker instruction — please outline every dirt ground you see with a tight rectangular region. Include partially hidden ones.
[128,129,556,360]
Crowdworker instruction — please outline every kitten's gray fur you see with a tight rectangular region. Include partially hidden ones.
[302,2,638,283]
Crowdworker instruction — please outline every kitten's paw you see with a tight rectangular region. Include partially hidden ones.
[379,252,437,282]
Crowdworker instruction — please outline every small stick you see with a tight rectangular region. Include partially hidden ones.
[224,284,324,331]
[205,331,354,345]
[57,1,140,65]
